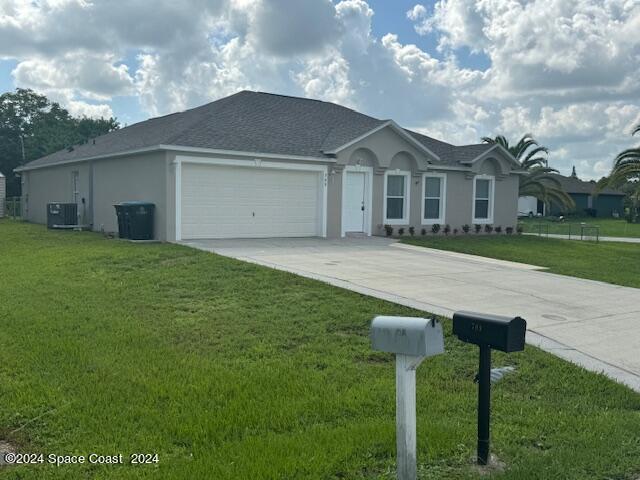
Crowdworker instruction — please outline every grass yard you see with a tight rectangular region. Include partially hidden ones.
[402,234,640,289]
[1,220,639,480]
[519,216,640,238]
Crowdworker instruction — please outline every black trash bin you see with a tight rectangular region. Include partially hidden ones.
[114,202,155,240]
[114,203,129,238]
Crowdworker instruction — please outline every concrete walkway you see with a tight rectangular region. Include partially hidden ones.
[525,232,640,243]
[183,237,640,392]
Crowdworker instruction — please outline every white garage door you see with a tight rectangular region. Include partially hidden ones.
[181,163,322,239]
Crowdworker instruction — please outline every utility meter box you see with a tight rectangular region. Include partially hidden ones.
[453,311,526,353]
[371,316,444,357]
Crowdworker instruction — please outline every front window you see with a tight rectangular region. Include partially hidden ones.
[473,176,494,223]
[423,174,445,223]
[385,172,409,223]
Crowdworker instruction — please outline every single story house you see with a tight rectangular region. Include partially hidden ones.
[549,168,625,217]
[16,91,524,241]
[519,167,626,218]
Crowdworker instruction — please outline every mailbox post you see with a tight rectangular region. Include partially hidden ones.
[371,316,445,480]
[452,311,526,465]
[477,343,491,464]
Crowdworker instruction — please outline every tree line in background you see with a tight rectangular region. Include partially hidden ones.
[0,89,119,196]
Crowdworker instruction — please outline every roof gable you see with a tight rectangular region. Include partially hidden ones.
[458,143,521,169]
[322,120,441,161]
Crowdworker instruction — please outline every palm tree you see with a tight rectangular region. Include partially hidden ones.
[482,133,575,211]
[597,122,640,221]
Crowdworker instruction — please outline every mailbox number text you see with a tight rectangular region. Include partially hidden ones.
[471,322,482,332]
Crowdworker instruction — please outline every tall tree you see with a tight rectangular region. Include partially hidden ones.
[0,89,119,196]
[597,122,640,222]
[482,133,575,211]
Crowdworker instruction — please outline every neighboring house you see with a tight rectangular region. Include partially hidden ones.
[0,171,5,217]
[16,91,524,241]
[547,167,625,217]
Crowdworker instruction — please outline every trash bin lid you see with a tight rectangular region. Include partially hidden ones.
[115,201,155,207]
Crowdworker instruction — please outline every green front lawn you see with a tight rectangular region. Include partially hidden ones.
[402,235,640,289]
[1,220,639,479]
[519,216,640,238]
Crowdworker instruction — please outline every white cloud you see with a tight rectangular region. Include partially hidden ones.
[425,0,488,52]
[407,4,427,21]
[423,0,640,100]
[0,0,227,115]
[251,0,338,56]
[0,0,638,180]
[335,0,374,55]
[493,101,640,179]
[593,159,613,177]
[132,0,466,125]
[294,52,354,106]
[12,54,134,100]
[406,4,431,36]
[452,99,489,123]
[498,103,640,142]
[66,100,114,119]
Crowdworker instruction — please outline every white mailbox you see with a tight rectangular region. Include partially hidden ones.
[371,316,444,357]
[371,316,445,480]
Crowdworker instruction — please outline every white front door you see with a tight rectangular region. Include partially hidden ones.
[344,171,366,233]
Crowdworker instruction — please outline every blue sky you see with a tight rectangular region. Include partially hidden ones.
[367,0,490,70]
[0,59,17,94]
[0,0,639,178]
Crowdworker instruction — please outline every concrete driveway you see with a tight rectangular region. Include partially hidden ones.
[183,237,640,392]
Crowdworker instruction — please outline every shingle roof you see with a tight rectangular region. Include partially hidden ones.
[171,91,385,157]
[551,174,625,196]
[19,91,501,170]
[405,131,495,166]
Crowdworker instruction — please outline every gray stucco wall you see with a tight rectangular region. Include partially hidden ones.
[326,170,342,238]
[21,151,169,240]
[332,125,520,235]
[492,179,520,228]
[92,151,168,240]
[439,169,473,228]
[21,162,92,225]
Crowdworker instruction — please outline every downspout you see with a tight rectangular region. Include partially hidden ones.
[173,156,182,242]
[88,160,94,228]
[19,172,27,219]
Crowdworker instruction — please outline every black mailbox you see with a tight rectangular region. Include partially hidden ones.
[453,310,527,466]
[453,311,526,353]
